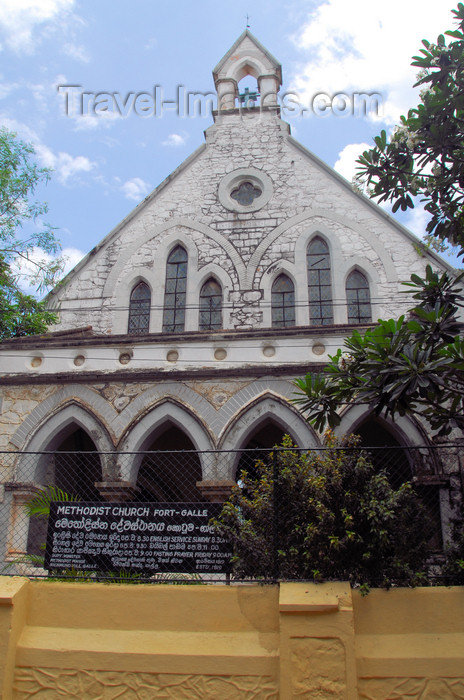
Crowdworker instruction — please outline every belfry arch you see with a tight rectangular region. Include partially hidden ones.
[213,30,282,110]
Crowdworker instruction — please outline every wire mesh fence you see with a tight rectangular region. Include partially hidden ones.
[0,443,462,584]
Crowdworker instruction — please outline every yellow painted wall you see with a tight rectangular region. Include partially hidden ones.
[0,577,463,699]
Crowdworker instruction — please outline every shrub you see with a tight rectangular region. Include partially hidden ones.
[442,505,464,585]
[213,433,432,590]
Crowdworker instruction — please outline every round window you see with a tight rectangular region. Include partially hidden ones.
[218,168,273,213]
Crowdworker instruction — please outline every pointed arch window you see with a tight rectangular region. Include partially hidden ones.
[346,270,371,324]
[163,246,187,333]
[272,274,295,328]
[307,237,333,325]
[128,281,151,335]
[199,278,222,330]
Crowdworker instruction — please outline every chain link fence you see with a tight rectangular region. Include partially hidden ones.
[0,444,462,584]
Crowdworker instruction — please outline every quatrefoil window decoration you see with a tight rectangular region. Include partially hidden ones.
[218,168,272,212]
[230,181,262,206]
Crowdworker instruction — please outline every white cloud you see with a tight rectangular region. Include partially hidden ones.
[0,80,20,99]
[27,81,50,111]
[0,118,95,184]
[12,245,85,295]
[334,142,370,182]
[61,246,86,273]
[2,113,109,188]
[34,143,95,183]
[162,132,188,147]
[62,42,90,63]
[332,140,393,211]
[55,152,95,183]
[120,177,151,201]
[72,112,120,131]
[402,208,462,267]
[403,205,431,240]
[52,74,68,90]
[0,115,40,143]
[0,0,75,53]
[0,77,57,113]
[291,0,458,125]
[144,37,157,50]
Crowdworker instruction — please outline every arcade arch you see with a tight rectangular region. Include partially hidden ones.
[135,424,202,503]
[219,394,320,481]
[117,400,214,485]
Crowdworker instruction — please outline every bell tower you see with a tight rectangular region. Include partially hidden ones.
[213,30,282,111]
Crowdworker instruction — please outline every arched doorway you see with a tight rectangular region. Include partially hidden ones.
[354,417,441,548]
[355,418,412,489]
[53,428,102,501]
[27,426,103,557]
[135,424,202,502]
[219,393,319,483]
[236,420,287,482]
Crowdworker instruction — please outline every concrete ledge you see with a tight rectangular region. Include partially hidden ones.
[0,578,30,700]
[24,582,280,632]
[356,633,464,677]
[17,627,279,676]
[0,577,29,605]
[279,581,351,612]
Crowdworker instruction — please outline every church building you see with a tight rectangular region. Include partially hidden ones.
[0,32,458,561]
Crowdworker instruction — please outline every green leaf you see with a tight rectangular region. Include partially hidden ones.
[24,486,80,518]
[0,127,64,295]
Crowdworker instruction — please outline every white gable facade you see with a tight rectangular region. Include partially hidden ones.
[0,33,458,559]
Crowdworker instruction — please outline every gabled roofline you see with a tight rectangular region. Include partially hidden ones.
[287,134,459,275]
[46,142,207,303]
[47,109,457,306]
[213,29,282,83]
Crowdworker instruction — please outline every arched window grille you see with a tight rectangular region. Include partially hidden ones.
[271,274,295,328]
[128,281,151,335]
[346,270,371,324]
[199,278,222,330]
[307,237,333,325]
[162,246,188,332]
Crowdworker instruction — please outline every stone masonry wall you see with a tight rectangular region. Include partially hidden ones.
[48,109,445,335]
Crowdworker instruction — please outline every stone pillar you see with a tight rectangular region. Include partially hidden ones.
[216,78,237,111]
[279,582,358,698]
[4,485,40,559]
[196,480,236,503]
[258,74,279,107]
[95,481,140,502]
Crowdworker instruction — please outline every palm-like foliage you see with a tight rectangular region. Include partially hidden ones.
[356,4,464,255]
[294,266,464,436]
[24,485,80,518]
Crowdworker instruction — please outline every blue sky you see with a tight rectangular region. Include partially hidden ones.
[0,0,461,292]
